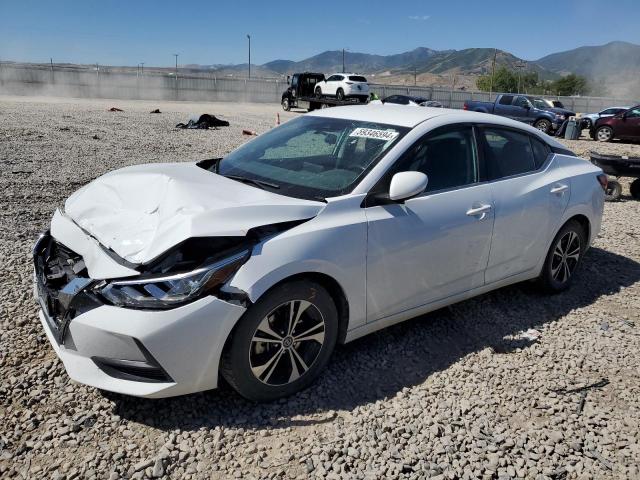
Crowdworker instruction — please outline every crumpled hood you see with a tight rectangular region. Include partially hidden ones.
[64,162,324,264]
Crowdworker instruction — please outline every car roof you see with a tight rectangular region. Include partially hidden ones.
[306,104,568,149]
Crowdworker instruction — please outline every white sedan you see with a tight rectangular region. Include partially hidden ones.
[314,73,369,102]
[34,106,605,401]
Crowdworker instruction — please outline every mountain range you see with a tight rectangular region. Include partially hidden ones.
[188,41,640,96]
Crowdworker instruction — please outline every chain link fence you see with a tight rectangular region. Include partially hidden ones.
[1,63,637,113]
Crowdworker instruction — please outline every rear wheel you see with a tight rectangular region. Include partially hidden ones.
[534,119,552,134]
[538,220,586,293]
[315,87,322,98]
[281,97,290,111]
[220,280,338,402]
[596,126,614,142]
[630,178,640,200]
[336,88,345,101]
[605,179,622,201]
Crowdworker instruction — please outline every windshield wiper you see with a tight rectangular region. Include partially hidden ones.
[221,174,280,190]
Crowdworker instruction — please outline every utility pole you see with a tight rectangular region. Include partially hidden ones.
[342,48,345,73]
[247,34,251,78]
[414,67,417,86]
[140,62,144,76]
[173,54,179,99]
[489,48,497,98]
[515,61,526,94]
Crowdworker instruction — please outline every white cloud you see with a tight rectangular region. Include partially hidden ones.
[408,15,430,21]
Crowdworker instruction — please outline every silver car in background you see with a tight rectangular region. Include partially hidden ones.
[34,106,606,401]
[583,106,631,129]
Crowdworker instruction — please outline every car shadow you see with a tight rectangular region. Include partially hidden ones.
[108,247,640,431]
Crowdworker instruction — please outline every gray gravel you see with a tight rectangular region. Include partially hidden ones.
[1,96,639,480]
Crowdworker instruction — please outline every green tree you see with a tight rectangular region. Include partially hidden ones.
[549,74,589,96]
[476,66,540,93]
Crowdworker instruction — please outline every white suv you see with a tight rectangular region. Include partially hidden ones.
[315,73,369,102]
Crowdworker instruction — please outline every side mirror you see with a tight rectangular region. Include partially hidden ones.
[389,171,428,202]
[523,103,531,110]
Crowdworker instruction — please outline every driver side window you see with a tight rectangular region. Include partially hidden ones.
[513,96,530,108]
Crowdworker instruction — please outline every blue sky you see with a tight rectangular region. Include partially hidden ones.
[1,0,639,66]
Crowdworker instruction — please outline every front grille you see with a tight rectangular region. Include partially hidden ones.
[33,233,99,343]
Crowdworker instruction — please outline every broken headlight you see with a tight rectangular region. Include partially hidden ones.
[100,250,249,309]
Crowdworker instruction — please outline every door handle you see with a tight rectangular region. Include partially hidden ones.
[466,204,492,217]
[550,184,569,195]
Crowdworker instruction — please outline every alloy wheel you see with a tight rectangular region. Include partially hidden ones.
[597,127,612,142]
[249,300,325,386]
[551,231,581,284]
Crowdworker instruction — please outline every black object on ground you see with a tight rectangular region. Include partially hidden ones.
[150,109,161,114]
[176,114,230,129]
[108,107,123,112]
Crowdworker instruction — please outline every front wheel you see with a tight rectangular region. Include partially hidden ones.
[281,97,291,111]
[538,220,586,293]
[220,280,338,402]
[596,126,614,142]
[315,87,322,98]
[534,119,552,134]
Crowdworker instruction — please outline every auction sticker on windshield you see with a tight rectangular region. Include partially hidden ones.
[349,127,399,141]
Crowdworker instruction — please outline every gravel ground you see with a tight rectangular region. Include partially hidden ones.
[1,96,639,480]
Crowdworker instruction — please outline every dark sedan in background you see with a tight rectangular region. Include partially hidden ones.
[593,105,640,142]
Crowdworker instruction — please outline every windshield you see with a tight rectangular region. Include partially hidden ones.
[216,116,409,200]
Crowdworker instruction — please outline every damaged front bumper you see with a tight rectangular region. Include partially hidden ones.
[34,226,247,398]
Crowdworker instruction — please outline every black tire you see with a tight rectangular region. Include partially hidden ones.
[596,126,614,142]
[336,88,345,101]
[315,87,322,98]
[538,220,586,293]
[534,119,552,134]
[220,280,338,402]
[281,97,290,112]
[630,178,640,200]
[605,179,622,201]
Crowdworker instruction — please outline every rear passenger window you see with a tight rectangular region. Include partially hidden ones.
[481,128,536,180]
[499,95,514,105]
[530,137,551,169]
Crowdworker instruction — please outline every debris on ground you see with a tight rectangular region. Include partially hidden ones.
[519,328,542,341]
[175,114,229,129]
[107,107,123,112]
[150,109,161,114]
[242,129,258,136]
[92,134,99,140]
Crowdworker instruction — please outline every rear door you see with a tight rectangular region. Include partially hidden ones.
[493,95,516,118]
[478,126,570,284]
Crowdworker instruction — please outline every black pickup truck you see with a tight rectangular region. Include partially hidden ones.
[464,94,575,134]
[281,72,366,112]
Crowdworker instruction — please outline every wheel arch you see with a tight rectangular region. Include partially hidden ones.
[222,271,351,361]
[253,272,350,345]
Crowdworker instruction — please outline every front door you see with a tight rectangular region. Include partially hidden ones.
[617,107,640,139]
[365,125,494,321]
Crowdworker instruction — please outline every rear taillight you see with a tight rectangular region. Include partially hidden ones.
[345,81,353,85]
[463,104,468,110]
[597,174,608,191]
